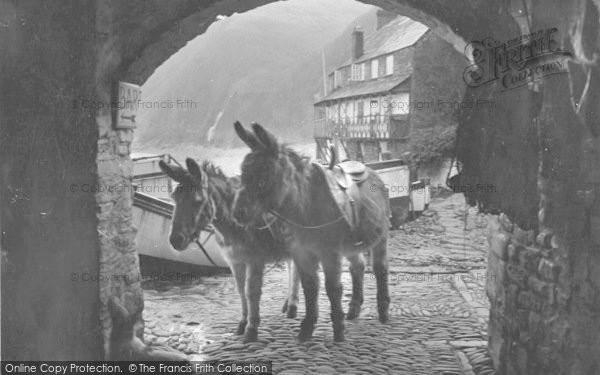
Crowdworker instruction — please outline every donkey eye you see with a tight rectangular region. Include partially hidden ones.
[258,178,266,188]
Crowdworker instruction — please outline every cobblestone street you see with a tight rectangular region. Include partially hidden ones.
[143,193,496,374]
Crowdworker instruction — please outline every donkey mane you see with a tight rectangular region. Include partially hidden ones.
[279,144,311,171]
[272,145,314,215]
[196,160,238,226]
[201,160,227,180]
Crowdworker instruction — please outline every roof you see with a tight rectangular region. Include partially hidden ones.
[315,73,411,104]
[341,16,429,67]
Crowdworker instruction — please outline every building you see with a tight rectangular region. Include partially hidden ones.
[314,12,467,163]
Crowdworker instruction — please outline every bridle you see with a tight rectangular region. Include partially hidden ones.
[189,182,220,267]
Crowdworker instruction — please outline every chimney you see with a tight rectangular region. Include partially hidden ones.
[352,26,364,59]
[376,9,396,30]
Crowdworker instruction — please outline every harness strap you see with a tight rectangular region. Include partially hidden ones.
[268,209,346,230]
[194,230,220,267]
[262,253,285,276]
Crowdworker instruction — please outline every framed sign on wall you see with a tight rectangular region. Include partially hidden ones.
[114,81,141,129]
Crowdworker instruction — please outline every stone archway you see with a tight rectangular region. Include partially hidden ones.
[3,1,599,373]
[92,0,476,359]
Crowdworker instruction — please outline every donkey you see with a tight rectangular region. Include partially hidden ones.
[232,122,390,342]
[158,158,300,342]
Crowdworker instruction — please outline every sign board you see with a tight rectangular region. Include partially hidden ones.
[115,81,141,129]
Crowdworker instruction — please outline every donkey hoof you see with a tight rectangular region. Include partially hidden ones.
[333,331,346,342]
[236,320,247,335]
[296,330,313,343]
[243,327,258,343]
[346,305,361,320]
[378,311,390,323]
[297,321,315,342]
[281,300,289,314]
[297,318,316,342]
[286,305,297,319]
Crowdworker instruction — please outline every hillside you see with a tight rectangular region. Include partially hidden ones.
[135,0,377,149]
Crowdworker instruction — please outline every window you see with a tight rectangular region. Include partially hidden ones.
[346,101,354,122]
[334,70,342,88]
[333,103,339,122]
[357,100,364,120]
[351,64,359,80]
[340,102,347,121]
[351,64,365,81]
[385,55,394,75]
[363,100,371,120]
[371,59,379,79]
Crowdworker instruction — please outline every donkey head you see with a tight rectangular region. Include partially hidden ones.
[159,158,215,250]
[232,121,299,225]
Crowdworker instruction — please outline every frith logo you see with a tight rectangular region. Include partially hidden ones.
[463,28,572,90]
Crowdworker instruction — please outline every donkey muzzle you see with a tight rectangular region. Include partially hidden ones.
[169,233,187,250]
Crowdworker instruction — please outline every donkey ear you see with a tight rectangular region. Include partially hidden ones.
[234,121,263,150]
[186,158,206,184]
[251,123,278,152]
[159,160,187,182]
[186,158,201,177]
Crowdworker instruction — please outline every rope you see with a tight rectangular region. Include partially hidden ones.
[194,230,220,267]
[256,214,278,230]
[262,253,285,277]
[268,209,346,230]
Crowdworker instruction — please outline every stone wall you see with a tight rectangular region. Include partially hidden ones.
[95,109,141,357]
[455,0,600,372]
[487,210,600,374]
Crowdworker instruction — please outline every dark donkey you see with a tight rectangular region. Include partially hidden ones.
[159,158,300,342]
[232,122,390,342]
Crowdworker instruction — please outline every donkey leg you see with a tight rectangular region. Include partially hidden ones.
[281,260,291,313]
[322,253,345,342]
[345,253,365,320]
[372,239,390,323]
[286,260,300,318]
[243,260,264,343]
[295,254,319,342]
[231,262,248,335]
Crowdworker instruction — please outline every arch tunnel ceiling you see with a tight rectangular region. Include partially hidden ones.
[114,0,513,86]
